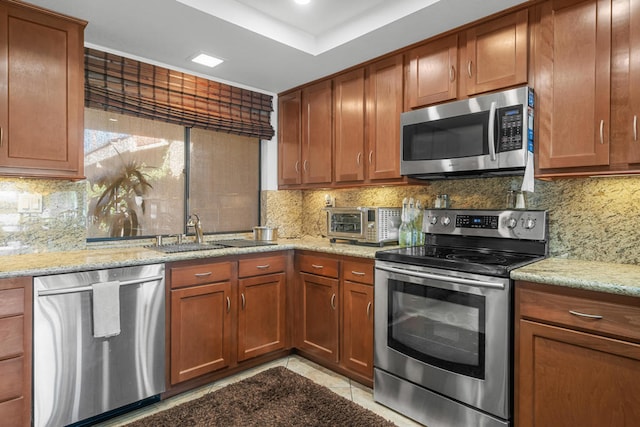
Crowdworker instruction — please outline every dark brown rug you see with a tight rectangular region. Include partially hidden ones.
[125,366,397,426]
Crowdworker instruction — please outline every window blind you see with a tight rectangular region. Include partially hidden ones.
[84,48,274,140]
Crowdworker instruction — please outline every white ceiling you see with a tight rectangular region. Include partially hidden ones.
[25,0,528,94]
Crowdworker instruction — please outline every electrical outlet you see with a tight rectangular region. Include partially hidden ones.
[324,194,335,207]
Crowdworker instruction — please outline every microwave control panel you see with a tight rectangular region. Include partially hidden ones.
[497,105,523,152]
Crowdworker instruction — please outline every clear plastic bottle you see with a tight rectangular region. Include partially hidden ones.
[413,200,424,245]
[398,198,412,247]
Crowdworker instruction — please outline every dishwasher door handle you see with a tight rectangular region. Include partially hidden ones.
[37,275,164,296]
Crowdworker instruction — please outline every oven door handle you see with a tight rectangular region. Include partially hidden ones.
[376,265,505,290]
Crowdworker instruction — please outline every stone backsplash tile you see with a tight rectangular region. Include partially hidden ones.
[264,176,640,265]
[0,178,87,255]
[3,174,640,265]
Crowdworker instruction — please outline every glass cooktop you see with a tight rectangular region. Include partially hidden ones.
[376,245,544,277]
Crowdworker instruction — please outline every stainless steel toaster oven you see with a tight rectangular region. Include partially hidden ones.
[325,207,401,245]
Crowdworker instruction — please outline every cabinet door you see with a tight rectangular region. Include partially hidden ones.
[278,91,302,186]
[629,0,640,163]
[465,9,528,95]
[301,80,333,185]
[298,272,339,363]
[0,277,31,427]
[0,2,84,178]
[405,34,458,109]
[517,319,640,427]
[535,0,611,170]
[170,282,232,384]
[237,272,286,362]
[341,281,373,378]
[334,69,365,183]
[367,55,404,180]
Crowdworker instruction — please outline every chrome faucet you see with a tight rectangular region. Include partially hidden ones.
[186,213,203,243]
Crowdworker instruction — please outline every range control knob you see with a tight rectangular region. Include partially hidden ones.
[441,216,451,226]
[524,217,536,230]
[506,217,518,229]
[429,216,439,225]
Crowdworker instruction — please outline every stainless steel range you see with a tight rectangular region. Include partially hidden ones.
[374,209,548,427]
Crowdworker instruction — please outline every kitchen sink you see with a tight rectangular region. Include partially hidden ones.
[146,242,226,253]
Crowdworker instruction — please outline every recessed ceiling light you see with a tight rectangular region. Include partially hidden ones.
[294,0,310,4]
[191,53,224,68]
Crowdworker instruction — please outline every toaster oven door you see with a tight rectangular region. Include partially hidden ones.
[327,209,366,241]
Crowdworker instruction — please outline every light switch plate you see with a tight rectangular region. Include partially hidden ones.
[18,193,43,213]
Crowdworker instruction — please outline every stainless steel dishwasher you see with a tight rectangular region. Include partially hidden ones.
[33,264,166,427]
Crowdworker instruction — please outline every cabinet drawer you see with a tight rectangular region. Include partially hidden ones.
[0,316,23,359]
[0,357,22,402]
[297,254,339,278]
[342,260,374,285]
[170,262,233,289]
[0,288,24,318]
[519,287,640,342]
[239,255,287,278]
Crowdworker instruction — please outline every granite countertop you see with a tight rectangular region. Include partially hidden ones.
[2,238,639,298]
[511,258,640,298]
[0,237,389,279]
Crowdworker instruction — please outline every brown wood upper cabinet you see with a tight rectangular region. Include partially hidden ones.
[333,57,405,184]
[0,0,86,179]
[334,69,366,183]
[366,55,404,181]
[277,91,302,186]
[277,81,333,187]
[534,0,611,173]
[535,0,640,176]
[405,10,528,110]
[302,80,333,185]
[405,34,459,109]
[465,9,528,96]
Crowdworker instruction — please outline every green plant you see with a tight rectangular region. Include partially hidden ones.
[92,153,153,237]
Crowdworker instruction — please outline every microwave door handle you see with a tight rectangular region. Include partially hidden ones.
[488,101,497,161]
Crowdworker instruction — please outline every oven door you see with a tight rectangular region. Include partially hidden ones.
[374,260,512,419]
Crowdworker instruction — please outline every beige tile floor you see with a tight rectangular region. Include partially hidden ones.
[97,355,423,426]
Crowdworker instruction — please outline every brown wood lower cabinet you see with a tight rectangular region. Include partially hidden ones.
[516,281,640,427]
[341,271,374,379]
[237,256,287,361]
[298,271,340,362]
[295,252,374,386]
[0,276,31,427]
[168,252,291,389]
[170,281,232,384]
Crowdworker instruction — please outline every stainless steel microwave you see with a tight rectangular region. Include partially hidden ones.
[325,207,401,245]
[400,86,534,179]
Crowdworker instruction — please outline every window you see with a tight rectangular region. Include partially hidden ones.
[85,108,260,240]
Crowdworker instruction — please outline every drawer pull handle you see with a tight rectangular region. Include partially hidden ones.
[256,264,271,269]
[369,151,373,164]
[351,270,366,276]
[634,115,638,142]
[295,161,300,173]
[311,264,324,269]
[467,60,473,78]
[366,301,372,319]
[599,120,605,144]
[194,272,212,278]
[449,65,455,82]
[569,310,603,320]
[331,293,337,310]
[226,296,231,313]
[241,293,246,310]
[0,126,3,147]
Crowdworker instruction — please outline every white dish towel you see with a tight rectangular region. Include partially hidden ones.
[92,280,121,338]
